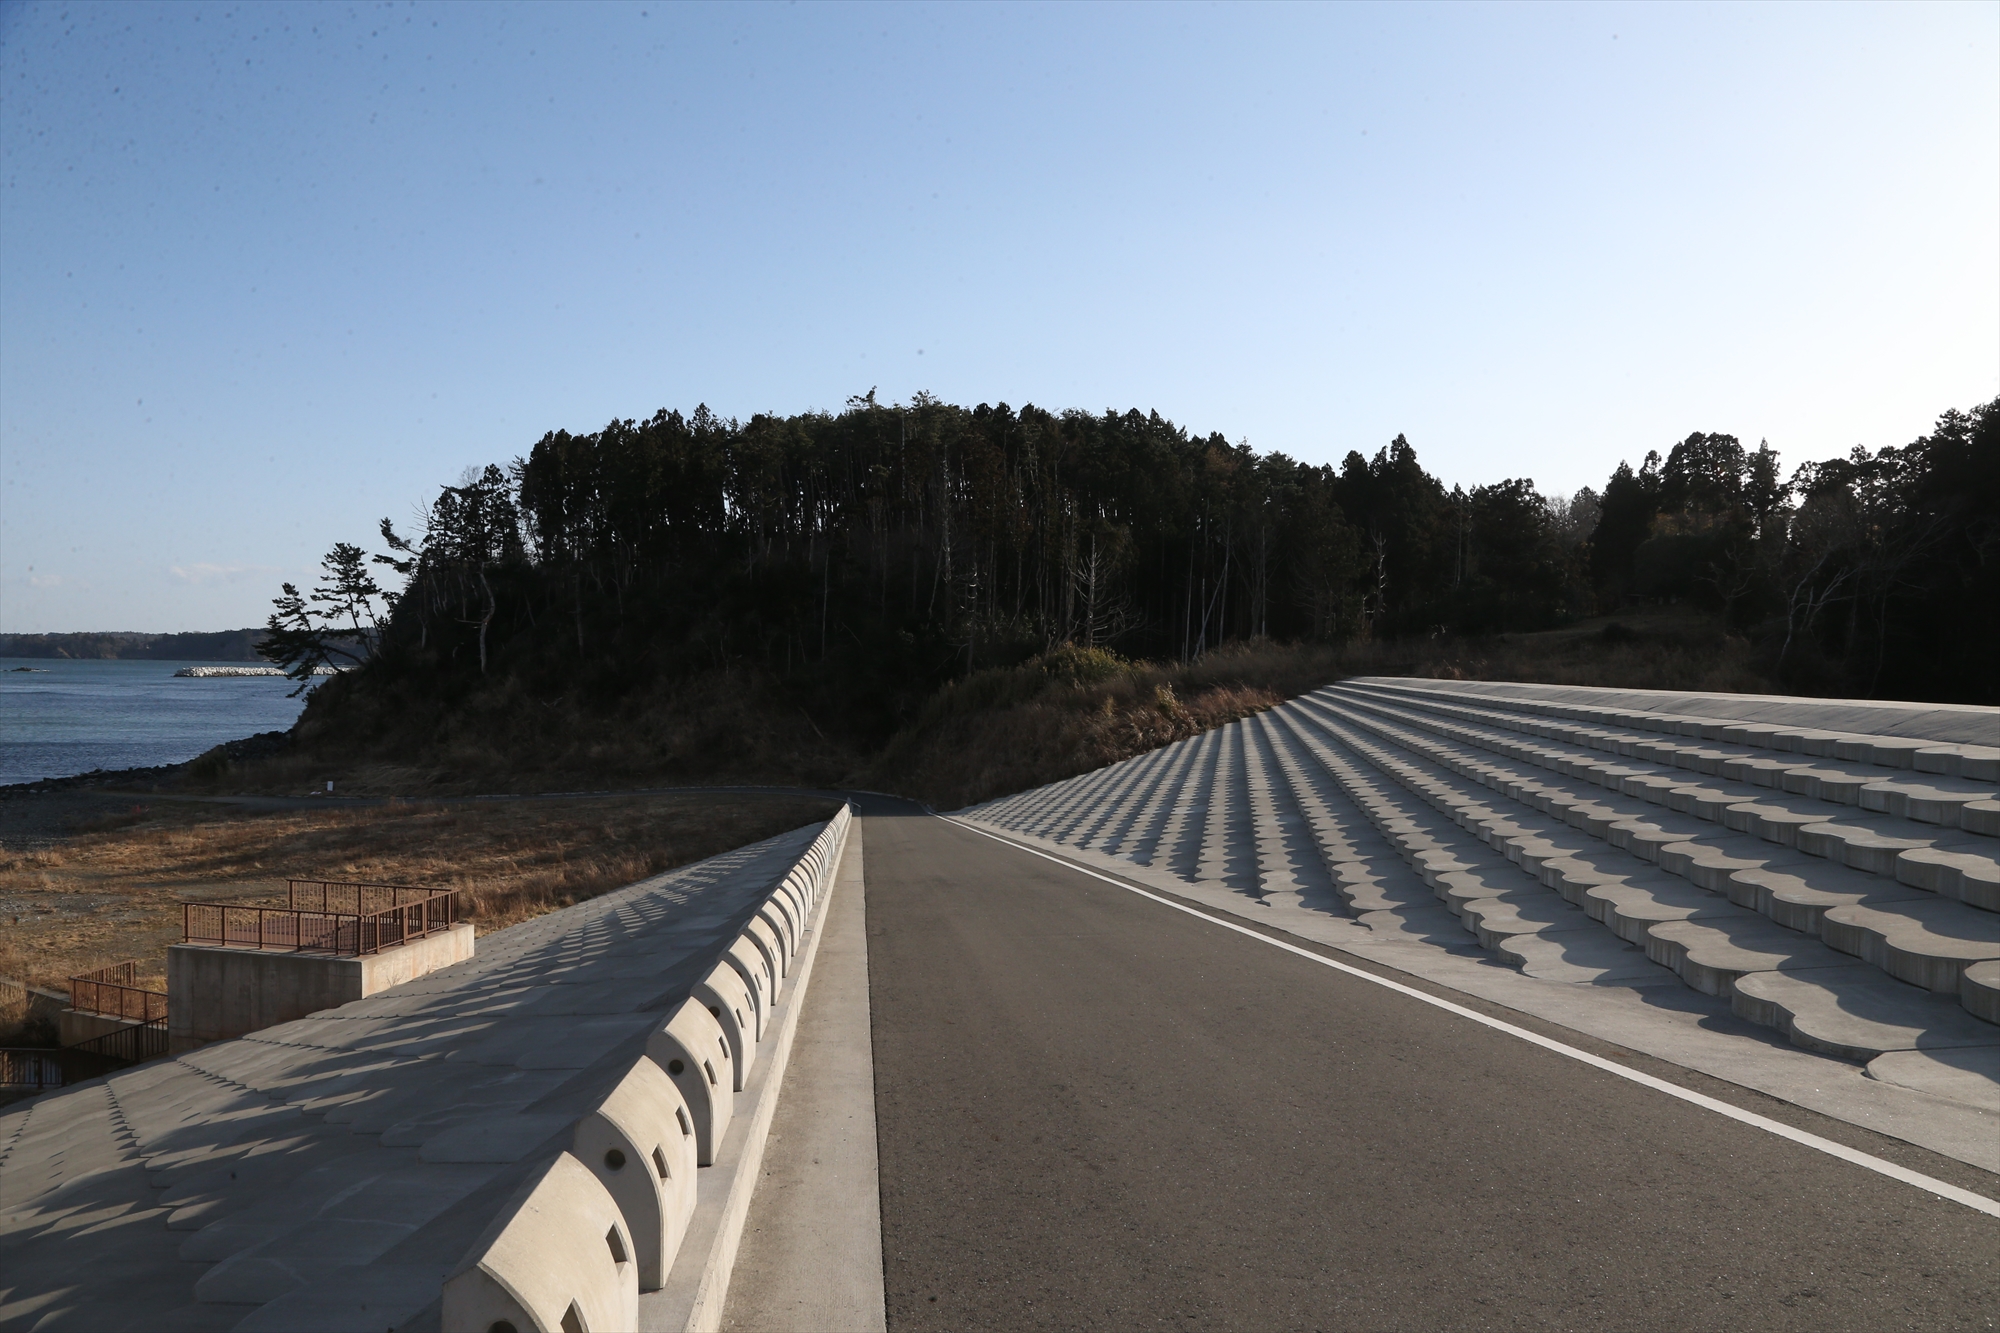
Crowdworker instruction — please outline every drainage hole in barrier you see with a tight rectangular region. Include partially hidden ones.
[668,1059,686,1076]
[603,1148,626,1172]
[606,1225,628,1265]
[561,1301,586,1333]
[703,1060,717,1085]
[735,1008,745,1026]
[708,1004,721,1019]
[653,1145,670,1179]
[676,1108,691,1136]
[718,1036,730,1057]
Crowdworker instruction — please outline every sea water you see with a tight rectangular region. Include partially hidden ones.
[0,658,311,786]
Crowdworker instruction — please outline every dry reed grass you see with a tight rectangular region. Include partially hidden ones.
[877,610,1776,809]
[0,792,835,994]
[0,979,59,1047]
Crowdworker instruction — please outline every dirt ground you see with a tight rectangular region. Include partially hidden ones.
[0,788,837,1008]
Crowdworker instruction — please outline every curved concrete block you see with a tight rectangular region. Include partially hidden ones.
[441,1151,638,1333]
[722,934,774,1028]
[693,958,761,1086]
[644,997,735,1165]
[743,914,787,987]
[773,875,810,925]
[768,880,808,944]
[572,1058,698,1292]
[757,898,798,962]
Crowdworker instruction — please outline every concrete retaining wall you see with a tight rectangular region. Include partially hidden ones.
[57,1009,150,1047]
[167,921,474,1052]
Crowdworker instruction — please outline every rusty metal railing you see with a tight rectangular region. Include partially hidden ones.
[67,1021,168,1067]
[0,1049,64,1090]
[67,962,168,1025]
[182,886,457,957]
[286,878,445,917]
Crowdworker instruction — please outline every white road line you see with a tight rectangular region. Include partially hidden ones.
[943,815,2000,1221]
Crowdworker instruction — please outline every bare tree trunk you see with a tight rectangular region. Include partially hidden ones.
[477,565,495,676]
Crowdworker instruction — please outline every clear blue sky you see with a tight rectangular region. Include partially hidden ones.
[2,0,1994,633]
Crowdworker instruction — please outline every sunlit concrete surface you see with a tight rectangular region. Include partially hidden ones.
[0,821,831,1332]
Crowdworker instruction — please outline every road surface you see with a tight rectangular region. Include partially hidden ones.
[858,798,1997,1331]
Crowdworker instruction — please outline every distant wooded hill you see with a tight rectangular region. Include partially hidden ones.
[254,390,1993,786]
[0,630,264,660]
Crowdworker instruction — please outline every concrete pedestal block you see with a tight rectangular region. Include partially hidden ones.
[168,922,474,1052]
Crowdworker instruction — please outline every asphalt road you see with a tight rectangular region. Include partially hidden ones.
[858,799,1999,1332]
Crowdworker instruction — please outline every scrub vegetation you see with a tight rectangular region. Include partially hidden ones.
[0,791,835,998]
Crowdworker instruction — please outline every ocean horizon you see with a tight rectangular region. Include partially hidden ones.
[0,657,311,787]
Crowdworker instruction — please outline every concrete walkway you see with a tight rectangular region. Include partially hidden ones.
[723,823,887,1332]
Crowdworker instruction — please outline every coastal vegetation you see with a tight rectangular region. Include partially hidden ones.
[248,391,1994,804]
[0,629,263,660]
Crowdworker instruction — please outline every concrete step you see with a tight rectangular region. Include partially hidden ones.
[1642,915,1854,998]
[1243,715,1345,913]
[1348,677,2000,782]
[1961,961,2000,1025]
[1077,745,1180,857]
[1268,704,1671,985]
[1294,693,2000,1059]
[1336,681,2000,837]
[1331,686,2000,881]
[1818,897,2000,995]
[1731,965,2000,1062]
[1123,725,1214,867]
[1864,1046,2000,1113]
[1303,690,2000,1020]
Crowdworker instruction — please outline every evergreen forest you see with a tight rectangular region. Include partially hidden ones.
[265,391,1999,778]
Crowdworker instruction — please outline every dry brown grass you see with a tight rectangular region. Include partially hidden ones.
[872,642,1345,810]
[0,792,836,994]
[0,983,59,1047]
[875,610,1777,809]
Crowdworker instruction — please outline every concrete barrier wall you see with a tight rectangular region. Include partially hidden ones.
[440,802,855,1329]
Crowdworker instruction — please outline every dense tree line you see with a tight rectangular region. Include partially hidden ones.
[265,392,1998,724]
[0,629,264,660]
